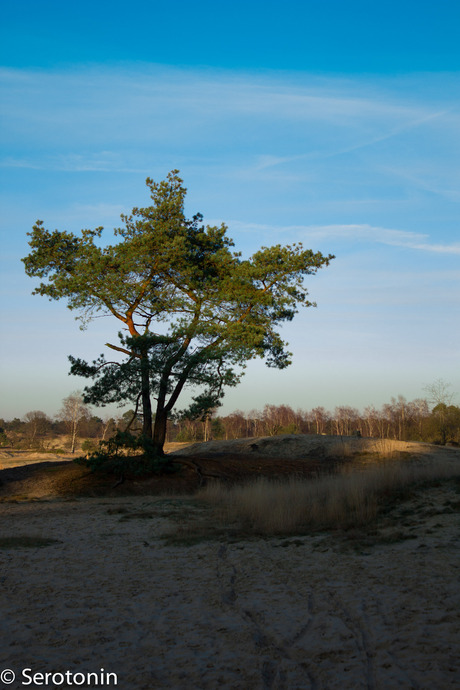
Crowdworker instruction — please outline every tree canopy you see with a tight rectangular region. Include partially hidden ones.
[23,171,334,458]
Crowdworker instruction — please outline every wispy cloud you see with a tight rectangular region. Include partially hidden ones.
[2,65,459,253]
[227,221,460,255]
[1,66,457,167]
[390,239,460,254]
[380,164,460,202]
[1,153,150,173]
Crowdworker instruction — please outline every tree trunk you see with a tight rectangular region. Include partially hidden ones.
[140,354,153,438]
[71,419,77,454]
[204,415,211,442]
[152,407,168,455]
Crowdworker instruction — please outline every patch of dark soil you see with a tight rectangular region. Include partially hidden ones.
[0,454,345,500]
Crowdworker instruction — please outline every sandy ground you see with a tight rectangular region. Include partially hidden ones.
[0,436,459,689]
[0,450,75,469]
[0,442,193,470]
[0,493,459,688]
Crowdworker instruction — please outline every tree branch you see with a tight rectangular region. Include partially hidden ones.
[106,342,142,359]
[123,393,142,432]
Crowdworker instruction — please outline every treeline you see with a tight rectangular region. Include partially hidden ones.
[170,395,460,446]
[1,392,459,453]
[0,413,121,452]
[0,393,134,453]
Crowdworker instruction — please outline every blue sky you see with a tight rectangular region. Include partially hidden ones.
[0,0,459,420]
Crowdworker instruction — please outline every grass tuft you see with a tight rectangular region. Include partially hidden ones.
[197,458,460,536]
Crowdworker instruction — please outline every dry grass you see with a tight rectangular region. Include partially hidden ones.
[197,457,460,536]
[328,437,422,461]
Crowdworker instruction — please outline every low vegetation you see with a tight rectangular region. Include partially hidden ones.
[192,457,460,537]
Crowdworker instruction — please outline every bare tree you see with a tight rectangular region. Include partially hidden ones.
[311,406,329,435]
[333,406,359,436]
[59,392,91,453]
[410,398,430,439]
[100,417,116,442]
[377,404,393,439]
[247,409,263,437]
[423,379,457,445]
[363,405,378,437]
[390,395,408,441]
[261,405,282,436]
[423,379,455,409]
[23,410,52,448]
[222,410,246,439]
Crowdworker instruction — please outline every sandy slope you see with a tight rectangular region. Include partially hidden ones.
[169,433,457,462]
[0,436,459,688]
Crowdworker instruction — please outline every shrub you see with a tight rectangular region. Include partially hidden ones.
[76,431,173,476]
[81,439,97,453]
[0,429,9,446]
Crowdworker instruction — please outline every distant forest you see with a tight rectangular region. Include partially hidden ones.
[172,396,460,447]
[1,391,459,453]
